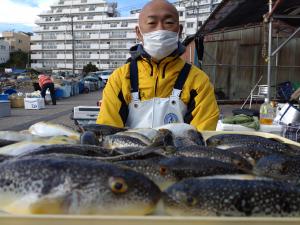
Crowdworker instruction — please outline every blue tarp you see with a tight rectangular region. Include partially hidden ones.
[11,68,27,74]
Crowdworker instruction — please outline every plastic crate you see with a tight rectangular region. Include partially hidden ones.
[0,94,9,101]
[277,81,294,101]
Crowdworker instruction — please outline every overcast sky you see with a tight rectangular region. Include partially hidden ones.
[0,0,175,33]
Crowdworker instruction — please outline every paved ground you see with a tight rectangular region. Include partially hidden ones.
[0,88,255,131]
[0,90,102,131]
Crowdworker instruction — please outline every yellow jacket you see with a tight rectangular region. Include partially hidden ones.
[97,45,219,131]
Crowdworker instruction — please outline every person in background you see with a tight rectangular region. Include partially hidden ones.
[38,74,56,105]
[96,0,219,131]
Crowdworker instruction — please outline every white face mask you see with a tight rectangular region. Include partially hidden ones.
[141,29,179,61]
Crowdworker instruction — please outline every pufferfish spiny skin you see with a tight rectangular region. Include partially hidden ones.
[0,155,161,215]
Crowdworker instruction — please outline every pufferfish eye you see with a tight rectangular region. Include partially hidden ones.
[186,196,197,206]
[108,177,128,193]
[160,166,167,175]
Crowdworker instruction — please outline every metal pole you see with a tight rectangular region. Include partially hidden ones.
[271,27,300,57]
[267,0,272,102]
[71,15,75,75]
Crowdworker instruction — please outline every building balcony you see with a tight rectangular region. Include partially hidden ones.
[90,44,100,49]
[31,35,42,41]
[100,54,109,59]
[32,27,43,32]
[90,54,99,59]
[31,54,43,60]
[126,33,136,38]
[57,54,73,59]
[100,44,109,49]
[31,63,43,68]
[31,45,42,51]
[99,64,110,70]
[56,34,72,40]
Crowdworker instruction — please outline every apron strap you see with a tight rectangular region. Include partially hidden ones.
[130,60,140,101]
[172,63,192,97]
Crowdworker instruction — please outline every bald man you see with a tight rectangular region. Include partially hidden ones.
[96,0,219,131]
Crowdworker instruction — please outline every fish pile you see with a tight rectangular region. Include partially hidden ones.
[1,121,300,217]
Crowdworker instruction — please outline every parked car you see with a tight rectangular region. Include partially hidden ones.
[98,70,113,85]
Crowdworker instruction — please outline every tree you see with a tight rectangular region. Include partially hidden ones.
[0,50,29,69]
[82,63,99,75]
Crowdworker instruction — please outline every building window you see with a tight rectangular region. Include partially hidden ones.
[78,16,84,20]
[58,0,64,4]
[55,17,60,21]
[187,22,194,28]
[121,22,128,27]
[89,6,96,11]
[57,8,62,13]
[179,11,184,17]
[79,7,85,12]
[110,23,118,28]
[87,16,94,20]
[81,0,87,3]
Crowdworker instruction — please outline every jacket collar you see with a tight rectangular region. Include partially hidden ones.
[129,42,186,64]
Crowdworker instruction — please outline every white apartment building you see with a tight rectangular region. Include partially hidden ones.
[0,40,10,64]
[31,0,220,72]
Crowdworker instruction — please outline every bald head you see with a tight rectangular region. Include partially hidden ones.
[136,0,182,41]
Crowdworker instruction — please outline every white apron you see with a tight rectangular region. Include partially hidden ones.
[125,61,192,129]
[126,89,187,128]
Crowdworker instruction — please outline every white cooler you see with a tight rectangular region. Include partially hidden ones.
[24,98,45,110]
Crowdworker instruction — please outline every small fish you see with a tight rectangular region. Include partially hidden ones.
[101,134,148,149]
[174,146,253,172]
[81,124,126,137]
[0,131,40,147]
[0,156,161,215]
[29,122,80,140]
[117,131,152,146]
[158,156,247,180]
[226,146,279,165]
[206,134,296,155]
[254,154,300,183]
[116,157,177,190]
[80,131,100,146]
[17,144,116,158]
[154,123,196,137]
[163,176,300,216]
[0,136,78,156]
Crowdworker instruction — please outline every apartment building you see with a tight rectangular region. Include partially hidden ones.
[31,0,220,72]
[1,31,31,53]
[0,40,10,64]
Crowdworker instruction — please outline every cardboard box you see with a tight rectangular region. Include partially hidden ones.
[24,98,45,110]
[10,97,24,108]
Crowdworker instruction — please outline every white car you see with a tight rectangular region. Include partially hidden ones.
[98,70,113,84]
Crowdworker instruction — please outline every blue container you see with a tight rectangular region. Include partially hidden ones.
[55,88,64,99]
[4,88,17,95]
[0,94,9,101]
[79,81,85,94]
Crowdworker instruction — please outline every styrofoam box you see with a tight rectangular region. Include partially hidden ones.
[24,98,45,110]
[217,120,283,136]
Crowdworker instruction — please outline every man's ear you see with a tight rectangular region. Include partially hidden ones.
[135,26,143,43]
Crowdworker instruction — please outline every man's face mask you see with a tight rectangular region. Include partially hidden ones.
[140,29,179,61]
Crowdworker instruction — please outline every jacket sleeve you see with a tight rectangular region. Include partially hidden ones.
[96,67,128,127]
[187,75,220,131]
